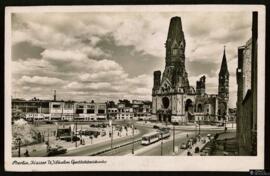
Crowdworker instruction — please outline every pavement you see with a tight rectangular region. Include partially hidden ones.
[12,126,139,157]
[178,137,210,156]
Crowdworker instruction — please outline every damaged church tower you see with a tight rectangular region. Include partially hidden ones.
[152,17,196,123]
[151,16,229,124]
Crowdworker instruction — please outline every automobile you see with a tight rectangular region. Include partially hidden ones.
[47,146,67,156]
[153,125,160,129]
[160,127,171,131]
[90,124,97,128]
[172,122,179,126]
[72,136,80,142]
[218,123,224,127]
[180,142,188,149]
[201,138,206,143]
[96,123,106,128]
[188,137,197,145]
[101,130,106,136]
[192,137,197,144]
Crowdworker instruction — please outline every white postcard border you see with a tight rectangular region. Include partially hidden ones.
[4,5,266,171]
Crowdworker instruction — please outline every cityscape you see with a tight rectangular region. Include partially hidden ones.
[11,11,257,157]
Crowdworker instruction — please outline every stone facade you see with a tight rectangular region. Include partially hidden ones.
[152,16,230,124]
[236,12,257,155]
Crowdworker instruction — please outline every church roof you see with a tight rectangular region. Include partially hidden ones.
[219,46,229,76]
[166,16,184,44]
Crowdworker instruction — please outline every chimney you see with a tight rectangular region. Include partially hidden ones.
[54,90,56,101]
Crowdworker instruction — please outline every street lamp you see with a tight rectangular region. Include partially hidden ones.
[131,122,135,155]
[223,113,227,133]
[16,137,21,157]
[109,119,113,150]
[172,125,175,153]
[160,133,163,156]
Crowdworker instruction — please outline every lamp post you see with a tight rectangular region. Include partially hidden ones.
[16,137,21,157]
[47,129,50,146]
[132,123,135,155]
[198,119,201,135]
[223,113,227,133]
[160,133,163,156]
[75,121,77,148]
[109,119,113,150]
[172,125,175,153]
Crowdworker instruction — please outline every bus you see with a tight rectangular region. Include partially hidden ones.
[141,131,160,145]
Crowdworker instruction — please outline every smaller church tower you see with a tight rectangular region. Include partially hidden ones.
[218,46,230,101]
[196,75,206,95]
[152,70,161,95]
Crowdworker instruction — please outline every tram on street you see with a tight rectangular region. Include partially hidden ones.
[141,131,160,145]
[141,129,171,145]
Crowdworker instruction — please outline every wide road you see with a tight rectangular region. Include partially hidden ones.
[136,129,227,156]
[59,124,152,156]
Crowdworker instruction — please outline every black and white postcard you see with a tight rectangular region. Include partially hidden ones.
[4,5,266,171]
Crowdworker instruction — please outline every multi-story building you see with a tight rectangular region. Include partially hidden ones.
[74,102,107,121]
[107,108,118,120]
[12,99,107,122]
[12,98,50,121]
[132,100,152,120]
[116,102,134,120]
[236,12,257,156]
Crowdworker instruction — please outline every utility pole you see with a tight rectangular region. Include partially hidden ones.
[16,138,21,157]
[160,133,163,156]
[132,123,135,154]
[173,126,175,153]
[110,120,113,150]
[75,122,77,147]
[199,119,201,135]
[47,129,50,146]
[80,125,82,145]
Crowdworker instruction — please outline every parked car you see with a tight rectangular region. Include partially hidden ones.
[101,130,106,136]
[47,146,67,156]
[90,124,97,128]
[172,122,179,126]
[180,142,188,149]
[218,123,224,127]
[153,125,160,129]
[72,136,80,142]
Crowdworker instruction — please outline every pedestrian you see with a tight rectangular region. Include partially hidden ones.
[24,149,30,157]
[186,134,189,138]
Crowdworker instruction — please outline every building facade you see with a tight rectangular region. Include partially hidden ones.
[236,12,257,155]
[152,16,230,124]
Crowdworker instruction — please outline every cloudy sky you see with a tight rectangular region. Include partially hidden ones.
[11,11,252,107]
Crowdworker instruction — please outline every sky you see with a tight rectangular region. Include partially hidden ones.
[11,11,252,108]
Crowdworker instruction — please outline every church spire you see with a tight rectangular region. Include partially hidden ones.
[219,46,229,76]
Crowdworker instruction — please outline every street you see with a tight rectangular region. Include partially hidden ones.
[12,120,235,157]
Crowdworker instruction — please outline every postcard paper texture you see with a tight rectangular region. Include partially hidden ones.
[5,5,265,171]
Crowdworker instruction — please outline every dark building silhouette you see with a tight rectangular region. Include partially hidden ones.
[236,12,257,155]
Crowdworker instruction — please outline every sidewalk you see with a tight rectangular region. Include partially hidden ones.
[178,137,210,156]
[12,127,139,157]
